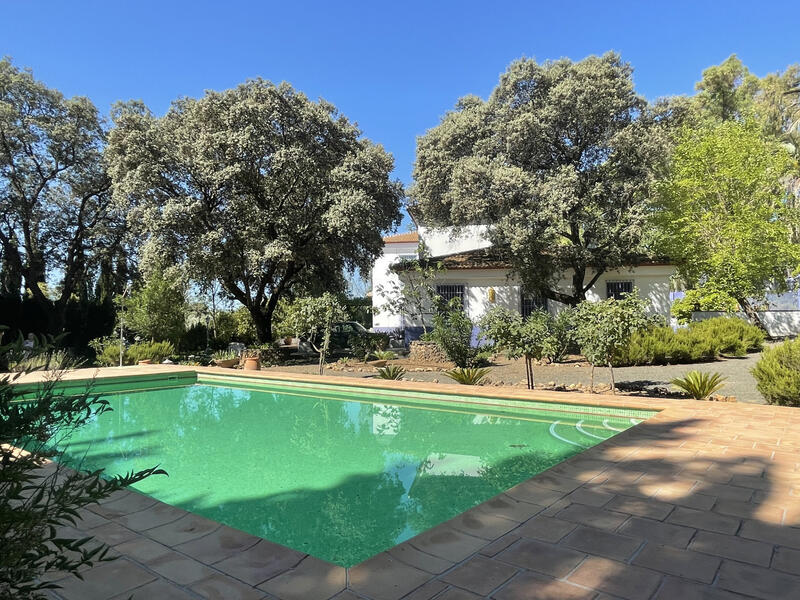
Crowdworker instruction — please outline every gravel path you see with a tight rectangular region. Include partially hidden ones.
[264,350,768,404]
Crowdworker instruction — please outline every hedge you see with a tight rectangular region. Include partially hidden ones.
[614,317,764,367]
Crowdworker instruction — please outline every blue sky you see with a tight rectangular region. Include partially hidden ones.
[3,0,798,234]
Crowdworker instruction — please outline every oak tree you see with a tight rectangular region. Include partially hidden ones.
[410,53,673,306]
[107,80,403,342]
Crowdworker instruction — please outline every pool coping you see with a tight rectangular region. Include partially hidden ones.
[16,365,800,600]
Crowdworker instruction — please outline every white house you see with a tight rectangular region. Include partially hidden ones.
[371,226,676,343]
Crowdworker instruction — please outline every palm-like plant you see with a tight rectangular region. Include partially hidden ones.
[373,350,396,361]
[444,367,491,385]
[376,365,405,380]
[670,371,726,400]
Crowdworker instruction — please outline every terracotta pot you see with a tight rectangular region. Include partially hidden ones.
[214,358,239,369]
[243,357,261,371]
[137,359,153,365]
[283,336,293,345]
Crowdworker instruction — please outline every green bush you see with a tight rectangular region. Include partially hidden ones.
[180,323,209,351]
[690,317,764,355]
[127,341,175,364]
[551,308,578,362]
[429,298,486,368]
[89,336,122,366]
[348,332,389,361]
[90,338,175,365]
[752,339,800,406]
[615,317,763,366]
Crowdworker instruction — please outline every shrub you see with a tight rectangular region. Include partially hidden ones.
[376,365,405,380]
[257,343,283,366]
[214,307,257,345]
[127,341,175,364]
[373,350,396,361]
[551,307,578,362]
[180,322,208,351]
[9,349,83,372]
[1,332,165,598]
[89,336,123,366]
[615,316,763,366]
[429,298,486,368]
[752,339,800,406]
[671,371,726,400]
[690,317,764,355]
[348,332,390,362]
[444,366,491,385]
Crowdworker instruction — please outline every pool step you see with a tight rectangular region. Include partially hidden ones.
[548,417,637,448]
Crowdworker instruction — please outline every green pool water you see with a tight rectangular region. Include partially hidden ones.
[56,378,653,566]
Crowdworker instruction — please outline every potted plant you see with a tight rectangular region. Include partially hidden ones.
[212,349,240,369]
[242,349,261,371]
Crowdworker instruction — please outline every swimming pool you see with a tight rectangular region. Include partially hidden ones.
[53,374,655,566]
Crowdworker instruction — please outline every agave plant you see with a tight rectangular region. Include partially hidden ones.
[376,365,405,380]
[670,370,726,400]
[373,350,397,361]
[444,367,491,385]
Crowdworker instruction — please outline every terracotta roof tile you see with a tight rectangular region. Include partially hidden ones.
[383,232,419,243]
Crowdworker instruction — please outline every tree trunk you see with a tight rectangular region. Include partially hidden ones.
[319,314,332,376]
[248,305,272,343]
[608,361,615,395]
[525,354,535,390]
[590,364,595,393]
[737,297,768,335]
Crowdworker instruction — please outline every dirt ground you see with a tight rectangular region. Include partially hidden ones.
[263,349,767,404]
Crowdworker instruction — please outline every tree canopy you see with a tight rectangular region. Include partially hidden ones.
[106,80,403,342]
[409,52,674,306]
[0,59,127,334]
[653,120,798,325]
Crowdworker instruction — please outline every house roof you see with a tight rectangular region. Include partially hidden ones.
[382,232,419,244]
[394,246,672,271]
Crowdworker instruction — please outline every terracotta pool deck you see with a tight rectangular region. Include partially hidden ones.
[23,365,800,600]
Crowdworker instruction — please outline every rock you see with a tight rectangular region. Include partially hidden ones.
[432,378,439,383]
[547,381,556,387]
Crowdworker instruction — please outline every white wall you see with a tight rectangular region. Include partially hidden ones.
[371,241,419,329]
[418,225,491,258]
[576,266,674,318]
[378,264,676,329]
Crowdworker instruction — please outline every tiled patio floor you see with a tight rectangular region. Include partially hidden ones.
[27,366,800,600]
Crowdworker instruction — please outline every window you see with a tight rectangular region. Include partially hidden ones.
[521,292,547,317]
[436,284,465,308]
[606,280,633,300]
